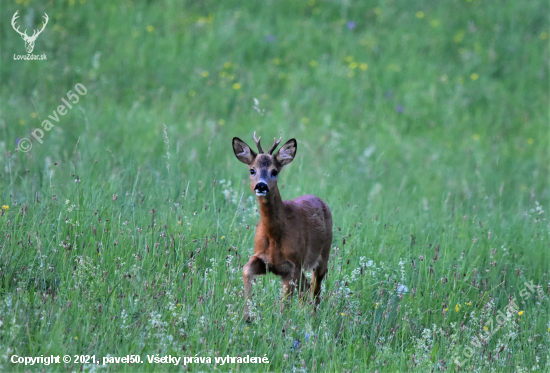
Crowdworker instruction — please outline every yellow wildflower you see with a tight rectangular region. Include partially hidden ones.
[518,311,524,316]
[470,73,479,81]
[146,25,154,33]
[360,63,368,71]
[1,205,8,211]
[416,11,425,19]
[232,83,241,90]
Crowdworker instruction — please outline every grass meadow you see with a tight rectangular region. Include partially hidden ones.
[0,0,549,371]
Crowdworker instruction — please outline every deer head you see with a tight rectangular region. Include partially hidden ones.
[232,132,297,197]
[11,11,49,54]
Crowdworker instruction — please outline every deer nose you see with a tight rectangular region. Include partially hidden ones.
[254,182,269,196]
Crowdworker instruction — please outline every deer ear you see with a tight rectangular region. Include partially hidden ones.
[232,137,257,165]
[275,139,297,166]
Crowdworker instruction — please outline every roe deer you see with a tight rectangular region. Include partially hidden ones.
[232,133,333,320]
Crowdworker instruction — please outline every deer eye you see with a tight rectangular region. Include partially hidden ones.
[250,169,256,175]
[271,170,278,177]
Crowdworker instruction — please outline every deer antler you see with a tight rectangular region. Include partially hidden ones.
[267,137,281,155]
[11,11,27,38]
[30,13,48,39]
[253,131,264,154]
[11,12,48,40]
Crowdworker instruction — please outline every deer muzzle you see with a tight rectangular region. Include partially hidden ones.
[254,182,269,197]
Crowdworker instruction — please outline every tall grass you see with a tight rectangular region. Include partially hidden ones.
[0,0,548,371]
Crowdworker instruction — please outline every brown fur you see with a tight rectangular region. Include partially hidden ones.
[232,134,333,320]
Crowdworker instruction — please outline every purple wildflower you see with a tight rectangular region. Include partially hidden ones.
[347,21,356,30]
[395,105,404,114]
[265,34,276,42]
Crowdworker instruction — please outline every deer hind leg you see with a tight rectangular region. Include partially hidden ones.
[311,265,328,309]
[242,256,267,322]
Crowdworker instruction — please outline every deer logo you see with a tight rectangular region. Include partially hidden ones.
[233,133,333,321]
[11,11,49,54]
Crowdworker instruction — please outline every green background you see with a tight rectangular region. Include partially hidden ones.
[0,0,548,371]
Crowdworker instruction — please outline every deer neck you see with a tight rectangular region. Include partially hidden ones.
[258,187,285,236]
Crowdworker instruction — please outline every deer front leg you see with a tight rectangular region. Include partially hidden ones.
[311,266,327,309]
[298,271,311,305]
[242,256,267,322]
[281,270,310,310]
[278,261,296,313]
[280,278,296,313]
